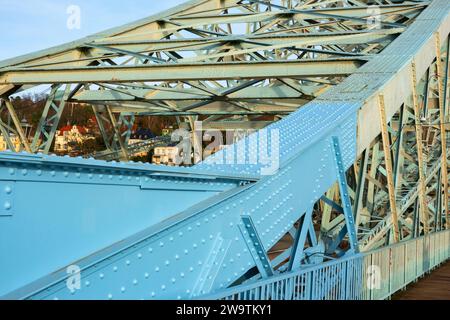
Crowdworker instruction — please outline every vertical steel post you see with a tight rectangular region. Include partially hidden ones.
[92,105,115,151]
[331,136,359,253]
[106,107,129,161]
[435,33,449,230]
[288,207,313,271]
[3,99,32,153]
[354,150,368,223]
[378,94,400,243]
[0,100,17,151]
[31,84,71,154]
[411,62,429,233]
[393,104,405,188]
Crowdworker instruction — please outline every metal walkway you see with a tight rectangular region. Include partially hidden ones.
[394,261,450,300]
[0,0,449,300]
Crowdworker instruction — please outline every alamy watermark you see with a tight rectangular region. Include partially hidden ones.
[367,5,382,30]
[367,265,381,290]
[67,5,81,30]
[170,121,280,176]
[66,264,81,293]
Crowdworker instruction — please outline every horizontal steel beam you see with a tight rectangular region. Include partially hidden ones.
[105,100,300,115]
[72,85,318,101]
[90,29,402,51]
[167,4,425,24]
[200,121,273,130]
[0,59,364,85]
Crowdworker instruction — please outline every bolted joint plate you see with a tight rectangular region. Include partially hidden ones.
[0,181,14,216]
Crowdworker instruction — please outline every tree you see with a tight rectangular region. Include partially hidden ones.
[80,138,98,154]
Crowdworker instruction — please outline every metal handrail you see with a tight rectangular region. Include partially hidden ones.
[201,230,450,300]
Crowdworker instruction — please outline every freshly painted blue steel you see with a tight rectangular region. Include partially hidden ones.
[240,215,274,278]
[287,206,315,271]
[0,106,357,299]
[0,152,255,297]
[331,136,359,253]
[202,230,450,300]
[0,0,449,300]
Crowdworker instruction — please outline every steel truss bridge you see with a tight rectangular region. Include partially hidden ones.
[0,0,449,300]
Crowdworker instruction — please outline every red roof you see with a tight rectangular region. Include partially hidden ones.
[88,116,97,124]
[58,125,87,135]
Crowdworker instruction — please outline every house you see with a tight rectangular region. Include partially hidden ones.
[0,134,22,152]
[54,125,93,153]
[152,146,181,166]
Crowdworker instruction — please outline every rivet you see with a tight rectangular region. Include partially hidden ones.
[4,186,12,194]
[4,202,11,210]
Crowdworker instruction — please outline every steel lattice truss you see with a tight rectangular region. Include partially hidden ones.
[0,0,448,300]
[0,0,425,156]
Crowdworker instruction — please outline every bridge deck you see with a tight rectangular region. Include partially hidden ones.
[394,261,450,300]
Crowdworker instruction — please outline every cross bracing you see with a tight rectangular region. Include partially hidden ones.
[0,0,449,300]
[0,0,424,151]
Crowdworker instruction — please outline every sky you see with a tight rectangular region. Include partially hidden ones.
[0,0,186,61]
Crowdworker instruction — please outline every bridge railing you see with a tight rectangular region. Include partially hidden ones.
[202,230,450,300]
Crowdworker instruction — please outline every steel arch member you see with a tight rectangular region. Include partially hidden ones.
[0,0,449,300]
